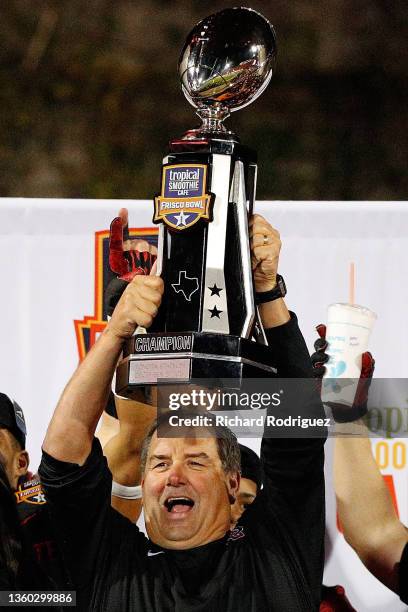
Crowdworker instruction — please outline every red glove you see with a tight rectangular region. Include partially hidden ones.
[105,208,158,318]
[311,324,330,379]
[320,585,357,612]
[109,211,157,281]
[312,323,375,421]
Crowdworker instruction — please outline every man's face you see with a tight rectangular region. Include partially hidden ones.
[142,433,239,550]
[230,477,257,529]
[0,428,28,489]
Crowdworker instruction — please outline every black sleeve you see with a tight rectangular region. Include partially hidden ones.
[399,542,408,604]
[38,438,113,587]
[242,313,326,607]
[263,311,315,378]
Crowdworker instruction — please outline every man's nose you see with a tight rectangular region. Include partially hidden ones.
[166,461,186,486]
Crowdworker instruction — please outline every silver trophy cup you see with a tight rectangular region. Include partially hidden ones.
[179,7,276,138]
[116,8,278,396]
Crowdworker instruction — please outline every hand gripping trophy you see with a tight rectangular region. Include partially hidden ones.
[115,7,278,396]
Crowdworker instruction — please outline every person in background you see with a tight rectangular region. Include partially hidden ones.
[96,208,158,522]
[230,444,263,530]
[312,325,408,609]
[0,393,69,593]
[230,437,356,612]
[0,395,26,589]
[103,393,155,523]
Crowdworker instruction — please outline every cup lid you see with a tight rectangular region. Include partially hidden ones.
[328,303,377,320]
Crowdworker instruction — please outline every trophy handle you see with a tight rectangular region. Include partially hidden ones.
[230,159,268,345]
[229,160,256,339]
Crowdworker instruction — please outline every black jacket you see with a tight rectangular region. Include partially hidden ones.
[39,314,326,611]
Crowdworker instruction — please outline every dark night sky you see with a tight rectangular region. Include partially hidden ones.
[0,0,406,200]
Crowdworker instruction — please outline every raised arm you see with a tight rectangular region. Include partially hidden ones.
[249,214,290,330]
[104,393,156,522]
[246,216,326,607]
[335,434,408,592]
[42,274,163,464]
[312,327,408,597]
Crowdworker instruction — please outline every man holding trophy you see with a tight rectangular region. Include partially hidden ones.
[39,8,326,611]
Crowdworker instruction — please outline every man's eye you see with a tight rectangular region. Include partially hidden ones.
[189,461,204,467]
[153,462,167,469]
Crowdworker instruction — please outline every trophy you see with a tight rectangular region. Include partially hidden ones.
[116,7,278,397]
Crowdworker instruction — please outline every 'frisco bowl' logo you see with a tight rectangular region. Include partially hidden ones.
[154,164,214,230]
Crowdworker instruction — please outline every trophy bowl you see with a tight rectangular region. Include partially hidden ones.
[179,7,277,131]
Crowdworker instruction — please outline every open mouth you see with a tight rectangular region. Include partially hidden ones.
[164,497,195,514]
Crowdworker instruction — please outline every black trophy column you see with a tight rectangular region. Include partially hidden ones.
[161,221,207,332]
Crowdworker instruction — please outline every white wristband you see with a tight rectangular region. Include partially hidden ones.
[111,481,143,500]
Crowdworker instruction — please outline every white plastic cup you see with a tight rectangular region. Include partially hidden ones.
[322,303,377,407]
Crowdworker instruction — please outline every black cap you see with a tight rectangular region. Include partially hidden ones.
[0,393,26,449]
[239,444,262,491]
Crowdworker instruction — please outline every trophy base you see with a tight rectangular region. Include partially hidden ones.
[115,332,277,399]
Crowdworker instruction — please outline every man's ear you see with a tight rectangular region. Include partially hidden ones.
[15,450,29,478]
[227,471,240,505]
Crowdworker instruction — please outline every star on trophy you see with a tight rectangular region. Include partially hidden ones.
[116,7,278,396]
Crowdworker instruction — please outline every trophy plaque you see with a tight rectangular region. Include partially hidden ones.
[116,7,278,397]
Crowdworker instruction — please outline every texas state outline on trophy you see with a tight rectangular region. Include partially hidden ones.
[115,7,279,398]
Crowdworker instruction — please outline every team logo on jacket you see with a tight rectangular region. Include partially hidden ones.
[15,479,46,505]
[228,526,246,542]
[154,164,214,230]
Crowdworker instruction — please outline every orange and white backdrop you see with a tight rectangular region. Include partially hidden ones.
[0,198,407,611]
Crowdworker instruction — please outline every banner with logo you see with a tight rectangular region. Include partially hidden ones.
[0,198,407,610]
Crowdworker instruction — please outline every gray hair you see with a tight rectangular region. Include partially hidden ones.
[140,412,241,476]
